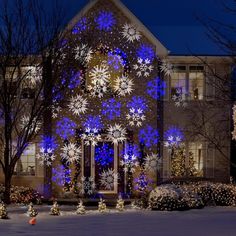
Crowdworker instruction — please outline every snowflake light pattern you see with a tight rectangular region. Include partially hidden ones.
[134,172,153,192]
[126,108,146,127]
[87,83,108,98]
[61,142,82,164]
[172,88,188,107]
[81,128,102,146]
[56,117,76,140]
[144,153,161,173]
[114,75,134,96]
[39,135,57,151]
[122,23,141,42]
[107,51,124,70]
[83,115,103,130]
[147,77,166,100]
[99,169,118,190]
[133,58,154,77]
[74,44,93,65]
[137,44,155,62]
[24,66,42,87]
[107,124,126,144]
[78,176,96,195]
[160,60,174,76]
[89,64,110,86]
[61,70,82,90]
[164,126,184,149]
[127,96,147,112]
[120,154,139,173]
[102,98,121,120]
[52,165,72,187]
[95,143,114,167]
[20,116,41,134]
[95,11,115,31]
[68,95,88,116]
[36,148,55,166]
[72,17,87,34]
[139,125,159,148]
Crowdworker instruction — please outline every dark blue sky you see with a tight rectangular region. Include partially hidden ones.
[41,0,235,55]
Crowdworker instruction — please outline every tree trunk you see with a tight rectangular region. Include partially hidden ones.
[3,171,12,204]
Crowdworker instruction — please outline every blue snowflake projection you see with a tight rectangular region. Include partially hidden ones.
[39,135,57,151]
[107,49,128,70]
[120,143,140,159]
[52,87,63,103]
[95,143,114,167]
[102,98,121,120]
[83,115,103,130]
[95,11,115,31]
[61,70,81,90]
[164,126,184,148]
[52,165,71,187]
[136,44,155,62]
[147,77,166,100]
[56,117,77,140]
[72,17,87,34]
[139,125,159,148]
[134,172,153,192]
[127,96,147,112]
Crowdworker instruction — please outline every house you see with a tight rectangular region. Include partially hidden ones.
[0,0,232,199]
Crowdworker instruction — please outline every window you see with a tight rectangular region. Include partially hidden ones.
[189,66,204,100]
[188,142,204,177]
[16,143,36,176]
[170,65,205,101]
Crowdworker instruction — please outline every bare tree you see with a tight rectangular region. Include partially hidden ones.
[0,0,68,203]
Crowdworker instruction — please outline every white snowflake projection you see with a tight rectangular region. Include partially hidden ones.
[172,88,188,107]
[20,115,41,134]
[87,83,108,98]
[51,103,62,119]
[89,65,110,86]
[24,66,42,87]
[68,95,88,116]
[61,142,82,164]
[36,148,55,166]
[160,60,173,77]
[122,23,141,42]
[74,44,93,65]
[144,153,161,173]
[78,176,96,195]
[120,154,139,173]
[133,58,154,78]
[126,108,146,127]
[99,169,118,190]
[107,124,126,144]
[114,75,133,96]
[81,128,102,146]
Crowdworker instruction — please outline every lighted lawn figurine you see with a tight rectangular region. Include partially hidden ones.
[116,194,125,212]
[50,200,60,216]
[98,198,107,213]
[0,201,8,219]
[27,202,38,217]
[76,199,86,215]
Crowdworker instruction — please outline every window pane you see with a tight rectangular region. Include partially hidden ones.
[189,143,204,177]
[189,71,204,100]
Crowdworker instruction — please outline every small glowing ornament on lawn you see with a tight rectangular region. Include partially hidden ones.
[50,201,60,216]
[0,201,8,219]
[116,195,125,212]
[98,198,107,213]
[27,202,38,217]
[76,199,86,215]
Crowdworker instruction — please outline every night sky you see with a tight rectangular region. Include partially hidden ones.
[20,0,236,55]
